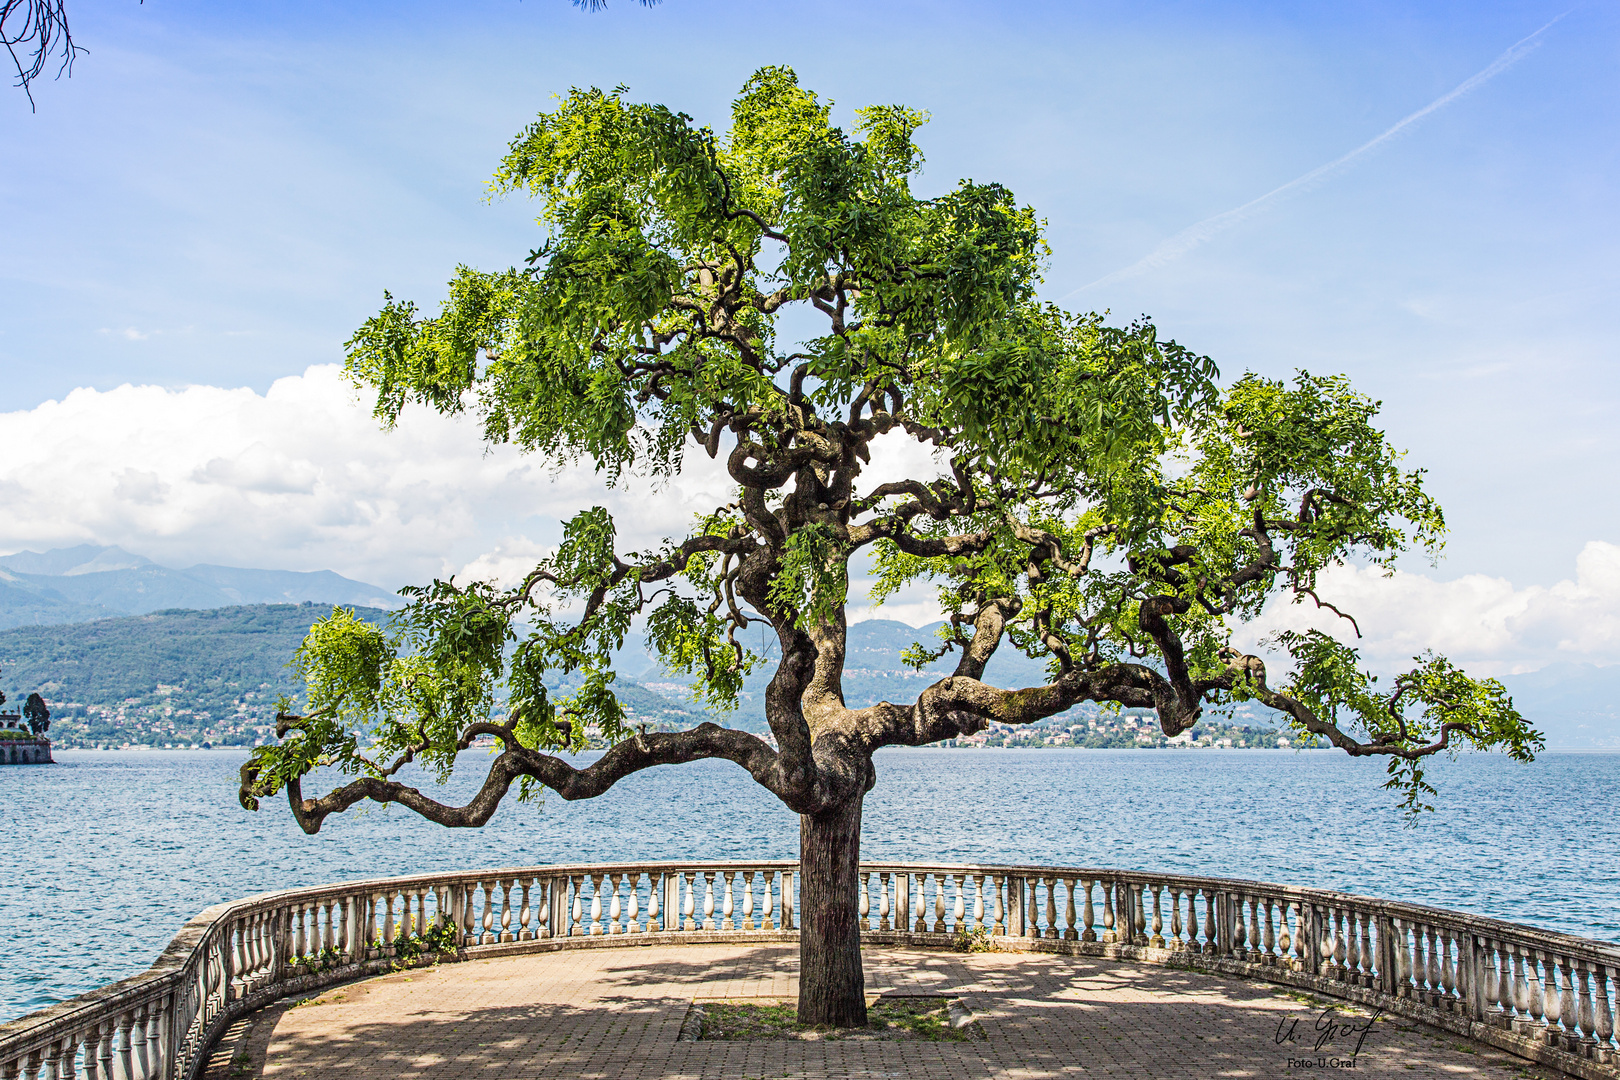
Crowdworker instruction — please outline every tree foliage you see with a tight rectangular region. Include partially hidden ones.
[241,67,1539,836]
[23,690,49,735]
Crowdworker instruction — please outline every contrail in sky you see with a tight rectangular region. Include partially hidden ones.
[1060,14,1569,300]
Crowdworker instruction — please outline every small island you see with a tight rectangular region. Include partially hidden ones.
[0,682,53,764]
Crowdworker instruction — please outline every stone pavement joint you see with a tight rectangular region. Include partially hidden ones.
[211,943,1569,1079]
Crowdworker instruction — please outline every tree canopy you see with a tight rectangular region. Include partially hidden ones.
[237,66,1540,1024]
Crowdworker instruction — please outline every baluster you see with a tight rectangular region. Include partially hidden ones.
[948,874,964,934]
[145,999,164,1077]
[79,1021,103,1080]
[488,880,505,942]
[967,874,981,933]
[1559,955,1581,1049]
[1128,883,1143,945]
[1148,886,1164,948]
[1032,877,1049,939]
[881,873,893,932]
[1481,940,1504,1022]
[1100,880,1116,943]
[1278,903,1294,967]
[128,1005,148,1079]
[565,877,580,937]
[1253,896,1268,961]
[1257,898,1273,963]
[292,903,307,967]
[1239,896,1254,961]
[1577,960,1598,1053]
[720,872,735,931]
[40,1039,62,1080]
[934,874,949,935]
[1331,909,1348,980]
[682,872,696,931]
[509,877,527,942]
[858,871,871,930]
[1356,910,1374,984]
[1402,919,1421,1000]
[703,872,717,931]
[602,874,619,935]
[377,893,396,956]
[736,871,750,930]
[760,871,773,930]
[1426,925,1443,1003]
[1524,947,1546,1029]
[1540,950,1562,1040]
[629,873,643,933]
[583,874,600,935]
[1403,920,1421,994]
[99,1016,118,1080]
[1078,879,1095,943]
[1063,879,1079,942]
[1441,929,1458,1005]
[1593,963,1615,1063]
[1592,963,1615,1062]
[992,874,1005,936]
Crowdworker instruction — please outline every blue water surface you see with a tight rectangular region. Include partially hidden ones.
[1,746,1615,1022]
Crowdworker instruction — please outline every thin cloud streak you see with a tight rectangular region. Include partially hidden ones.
[1060,13,1569,300]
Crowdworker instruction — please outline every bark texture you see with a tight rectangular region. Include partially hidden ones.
[796,794,867,1027]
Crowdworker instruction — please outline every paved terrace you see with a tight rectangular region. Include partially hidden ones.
[209,943,1565,1080]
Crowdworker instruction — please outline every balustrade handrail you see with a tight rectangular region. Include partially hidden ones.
[3,860,1616,1080]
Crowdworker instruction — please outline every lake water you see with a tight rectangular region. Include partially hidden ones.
[2,747,1616,1023]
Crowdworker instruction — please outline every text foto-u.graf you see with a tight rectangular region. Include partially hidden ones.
[1275,1006,1383,1068]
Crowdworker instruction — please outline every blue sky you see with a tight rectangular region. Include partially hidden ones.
[2,0,1616,671]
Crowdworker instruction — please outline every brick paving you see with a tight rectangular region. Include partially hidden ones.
[217,944,1565,1079]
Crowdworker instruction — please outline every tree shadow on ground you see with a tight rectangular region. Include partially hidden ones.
[209,945,1553,1080]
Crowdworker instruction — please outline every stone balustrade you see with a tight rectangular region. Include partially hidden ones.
[2,861,1615,1080]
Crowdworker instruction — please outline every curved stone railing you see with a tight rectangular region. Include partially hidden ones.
[2,861,1616,1079]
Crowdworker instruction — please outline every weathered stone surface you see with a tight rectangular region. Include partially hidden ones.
[214,943,1568,1080]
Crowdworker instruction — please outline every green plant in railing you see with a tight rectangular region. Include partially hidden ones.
[384,919,462,971]
[951,927,997,953]
[289,945,346,976]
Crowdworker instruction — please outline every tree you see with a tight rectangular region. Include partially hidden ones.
[23,691,49,735]
[238,68,1540,1027]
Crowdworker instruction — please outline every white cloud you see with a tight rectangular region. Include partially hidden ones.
[456,537,556,590]
[1236,541,1620,674]
[0,365,735,588]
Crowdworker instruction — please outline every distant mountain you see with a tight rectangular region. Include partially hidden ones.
[0,545,401,629]
[1497,663,1620,749]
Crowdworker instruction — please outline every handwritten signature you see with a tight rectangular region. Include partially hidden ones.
[1274,1006,1383,1061]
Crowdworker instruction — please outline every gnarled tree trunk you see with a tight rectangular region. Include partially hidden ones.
[796,792,866,1026]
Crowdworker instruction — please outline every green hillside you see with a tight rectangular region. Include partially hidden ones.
[0,605,384,747]
[0,604,704,749]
